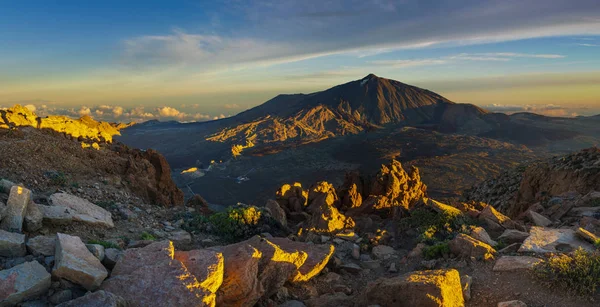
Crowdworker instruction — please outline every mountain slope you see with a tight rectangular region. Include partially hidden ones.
[206,74,481,148]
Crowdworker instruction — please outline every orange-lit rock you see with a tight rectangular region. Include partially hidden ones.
[211,236,334,307]
[370,160,427,210]
[359,269,464,307]
[101,241,218,307]
[276,182,308,213]
[449,233,496,261]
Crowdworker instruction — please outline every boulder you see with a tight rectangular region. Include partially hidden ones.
[0,179,15,194]
[53,233,108,290]
[526,210,552,227]
[519,226,595,254]
[276,183,308,213]
[498,300,527,307]
[304,185,354,235]
[479,205,516,229]
[26,235,56,256]
[266,199,287,227]
[186,194,213,216]
[23,201,43,232]
[55,290,127,307]
[86,244,105,261]
[212,236,334,306]
[371,245,396,260]
[102,248,123,269]
[49,193,114,228]
[174,249,224,294]
[449,234,496,261]
[497,229,530,244]
[0,229,26,257]
[576,227,599,244]
[369,160,427,210]
[0,261,51,306]
[0,185,31,232]
[493,256,542,272]
[37,204,74,225]
[101,240,217,307]
[469,226,497,246]
[359,269,464,307]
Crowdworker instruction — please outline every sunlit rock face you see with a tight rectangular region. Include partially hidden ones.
[0,104,127,143]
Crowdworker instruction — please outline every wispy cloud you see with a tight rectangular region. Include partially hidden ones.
[369,52,565,68]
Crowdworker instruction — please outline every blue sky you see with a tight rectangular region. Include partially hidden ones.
[1,0,600,122]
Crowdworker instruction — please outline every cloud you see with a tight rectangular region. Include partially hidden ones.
[120,1,600,72]
[77,106,92,116]
[223,104,241,109]
[156,106,183,118]
[24,104,36,112]
[484,103,578,117]
[369,52,565,68]
[577,43,599,47]
[112,106,124,117]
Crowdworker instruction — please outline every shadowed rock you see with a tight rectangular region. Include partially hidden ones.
[53,233,108,290]
[0,261,51,306]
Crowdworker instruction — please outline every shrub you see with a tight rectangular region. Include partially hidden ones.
[141,232,156,241]
[208,206,268,242]
[532,248,600,295]
[423,241,450,260]
[400,207,475,243]
[47,171,69,187]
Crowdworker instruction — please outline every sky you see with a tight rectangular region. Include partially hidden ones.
[1,0,600,122]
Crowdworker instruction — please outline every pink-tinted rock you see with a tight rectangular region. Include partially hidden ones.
[53,233,108,290]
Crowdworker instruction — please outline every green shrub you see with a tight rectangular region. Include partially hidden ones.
[140,232,156,241]
[423,241,450,260]
[208,206,267,242]
[400,208,475,243]
[48,171,69,187]
[88,240,121,249]
[532,248,600,295]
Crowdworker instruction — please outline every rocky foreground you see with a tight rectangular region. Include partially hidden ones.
[1,142,600,306]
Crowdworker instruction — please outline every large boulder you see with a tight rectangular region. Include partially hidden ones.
[55,290,127,307]
[265,199,287,227]
[449,234,496,261]
[493,256,542,272]
[469,226,497,246]
[276,183,308,213]
[0,229,26,257]
[518,226,595,254]
[0,185,31,232]
[53,233,108,290]
[497,229,530,244]
[211,236,334,307]
[174,249,224,294]
[49,193,114,228]
[359,269,464,307]
[23,200,43,232]
[101,240,218,307]
[0,261,51,307]
[479,205,516,230]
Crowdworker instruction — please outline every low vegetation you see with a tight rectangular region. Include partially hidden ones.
[533,248,600,295]
[88,239,121,250]
[140,232,156,241]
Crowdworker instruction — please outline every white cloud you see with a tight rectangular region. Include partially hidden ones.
[24,104,36,112]
[369,52,566,68]
[369,59,448,68]
[156,106,183,118]
[112,106,124,117]
[224,104,241,109]
[78,106,91,116]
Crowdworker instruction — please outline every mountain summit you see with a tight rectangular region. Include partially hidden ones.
[207,74,485,148]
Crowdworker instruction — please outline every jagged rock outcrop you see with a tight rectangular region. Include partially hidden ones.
[464,148,600,217]
[115,146,185,207]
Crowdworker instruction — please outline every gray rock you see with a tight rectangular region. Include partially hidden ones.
[351,244,360,260]
[0,185,32,232]
[340,263,361,274]
[266,199,287,227]
[27,235,56,256]
[102,248,123,269]
[493,256,542,272]
[497,229,530,244]
[85,244,105,261]
[527,210,552,227]
[49,193,114,228]
[24,201,44,232]
[0,261,51,306]
[497,300,527,307]
[168,230,192,246]
[461,274,472,301]
[519,226,595,254]
[37,204,74,225]
[48,289,72,305]
[470,226,497,246]
[52,233,108,290]
[371,245,395,260]
[0,179,15,194]
[0,229,26,257]
[55,290,127,307]
[279,300,307,307]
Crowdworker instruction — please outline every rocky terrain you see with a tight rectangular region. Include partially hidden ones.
[2,140,600,306]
